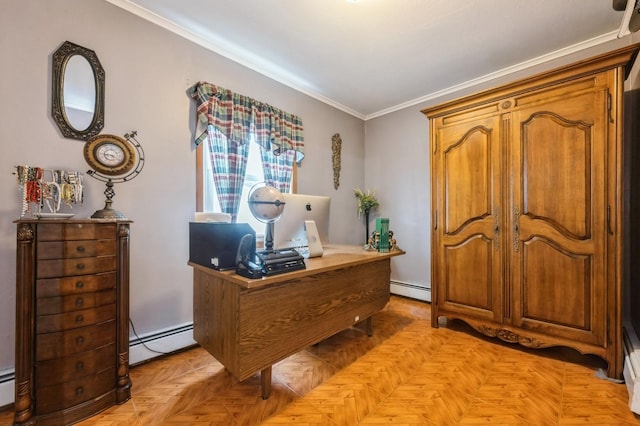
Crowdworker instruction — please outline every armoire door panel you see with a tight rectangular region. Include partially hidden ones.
[441,125,494,235]
[520,238,590,320]
[435,116,503,322]
[515,236,605,345]
[440,235,500,320]
[510,89,607,346]
[520,111,593,239]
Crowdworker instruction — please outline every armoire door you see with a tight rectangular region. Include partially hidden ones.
[432,115,503,324]
[509,85,610,347]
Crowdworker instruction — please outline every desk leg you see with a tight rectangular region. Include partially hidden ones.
[366,316,373,336]
[261,367,272,399]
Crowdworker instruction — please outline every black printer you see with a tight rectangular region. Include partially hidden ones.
[189,222,255,270]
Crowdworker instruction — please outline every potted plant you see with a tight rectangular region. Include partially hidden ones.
[354,188,379,244]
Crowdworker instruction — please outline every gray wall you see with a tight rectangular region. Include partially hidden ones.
[0,0,365,372]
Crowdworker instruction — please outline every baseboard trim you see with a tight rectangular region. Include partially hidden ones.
[390,280,431,302]
[0,323,197,408]
[624,322,640,414]
[129,322,196,365]
[0,370,14,411]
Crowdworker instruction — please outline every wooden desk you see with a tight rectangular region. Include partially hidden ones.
[189,245,403,398]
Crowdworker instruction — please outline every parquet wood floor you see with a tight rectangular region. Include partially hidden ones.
[1,295,638,425]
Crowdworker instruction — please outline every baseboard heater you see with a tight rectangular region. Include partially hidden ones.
[390,280,431,303]
[624,322,640,414]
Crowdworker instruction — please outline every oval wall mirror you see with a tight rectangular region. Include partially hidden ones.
[51,41,105,141]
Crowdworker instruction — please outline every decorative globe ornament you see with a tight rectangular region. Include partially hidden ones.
[84,131,145,219]
[247,183,285,251]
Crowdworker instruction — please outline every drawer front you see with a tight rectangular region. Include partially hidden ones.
[37,239,116,260]
[35,366,115,415]
[37,223,116,242]
[35,343,115,387]
[36,303,116,334]
[36,272,116,298]
[37,256,117,278]
[37,288,116,315]
[36,320,116,361]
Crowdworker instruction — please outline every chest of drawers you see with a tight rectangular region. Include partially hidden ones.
[14,220,132,425]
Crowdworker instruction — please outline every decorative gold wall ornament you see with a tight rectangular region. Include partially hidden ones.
[331,133,342,190]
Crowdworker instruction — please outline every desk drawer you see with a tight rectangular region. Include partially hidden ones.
[37,256,116,278]
[35,366,115,415]
[36,272,116,297]
[37,223,116,242]
[36,303,116,334]
[37,288,116,315]
[36,320,116,361]
[36,343,115,387]
[37,239,116,260]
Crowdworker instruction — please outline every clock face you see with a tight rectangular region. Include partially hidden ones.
[84,134,136,176]
[96,143,125,167]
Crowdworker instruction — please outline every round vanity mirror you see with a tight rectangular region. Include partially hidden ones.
[51,41,105,141]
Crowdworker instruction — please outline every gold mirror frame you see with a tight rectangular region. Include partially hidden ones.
[51,41,105,141]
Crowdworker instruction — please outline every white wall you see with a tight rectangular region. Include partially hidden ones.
[0,0,365,378]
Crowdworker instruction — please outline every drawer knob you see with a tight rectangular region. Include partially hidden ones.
[75,297,84,307]
[76,336,84,345]
[76,361,84,371]
[75,281,84,289]
[76,246,86,253]
[76,263,85,270]
[76,387,84,396]
[75,315,84,323]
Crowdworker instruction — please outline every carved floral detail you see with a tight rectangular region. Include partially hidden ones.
[16,223,34,241]
[478,325,543,348]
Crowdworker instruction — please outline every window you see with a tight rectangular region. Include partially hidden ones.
[196,140,297,237]
[191,82,303,231]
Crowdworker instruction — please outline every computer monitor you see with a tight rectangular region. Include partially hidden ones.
[273,193,330,250]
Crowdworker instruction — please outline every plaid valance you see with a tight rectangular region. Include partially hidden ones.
[189,82,305,163]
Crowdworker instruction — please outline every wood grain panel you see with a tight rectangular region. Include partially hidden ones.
[37,239,116,260]
[192,269,240,374]
[36,303,116,333]
[36,222,116,241]
[35,366,115,415]
[36,272,116,297]
[444,235,494,311]
[521,109,592,239]
[37,256,116,278]
[36,288,116,315]
[237,260,390,379]
[443,125,492,234]
[36,320,116,361]
[35,343,116,386]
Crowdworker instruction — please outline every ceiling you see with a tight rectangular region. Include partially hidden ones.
[107,0,629,119]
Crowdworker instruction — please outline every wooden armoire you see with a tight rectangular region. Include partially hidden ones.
[422,44,639,380]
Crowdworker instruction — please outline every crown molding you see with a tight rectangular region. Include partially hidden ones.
[105,0,618,121]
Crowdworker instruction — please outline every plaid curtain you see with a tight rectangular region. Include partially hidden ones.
[204,127,249,222]
[190,82,305,218]
[253,106,304,192]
